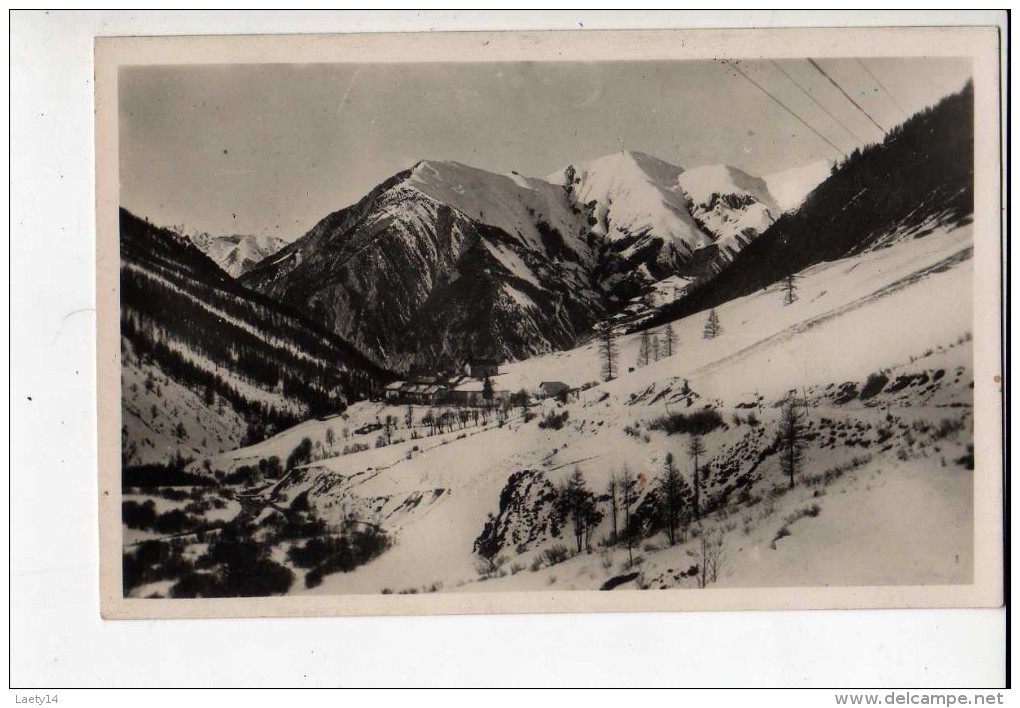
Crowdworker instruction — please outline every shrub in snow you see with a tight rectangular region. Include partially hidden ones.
[542,544,571,566]
[538,409,570,430]
[647,408,724,436]
[859,373,889,400]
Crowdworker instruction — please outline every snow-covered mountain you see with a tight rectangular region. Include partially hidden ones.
[548,151,711,275]
[189,232,287,277]
[241,160,606,372]
[241,151,790,371]
[676,164,780,262]
[764,159,832,213]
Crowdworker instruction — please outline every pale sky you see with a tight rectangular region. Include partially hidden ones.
[120,58,971,240]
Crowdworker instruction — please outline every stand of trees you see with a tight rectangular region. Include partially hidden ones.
[555,468,604,553]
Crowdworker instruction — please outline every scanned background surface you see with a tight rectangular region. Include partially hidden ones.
[11,9,1007,689]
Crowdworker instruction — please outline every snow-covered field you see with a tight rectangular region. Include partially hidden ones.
[123,221,975,598]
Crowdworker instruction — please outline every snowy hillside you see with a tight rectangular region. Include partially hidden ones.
[189,232,287,278]
[653,83,975,330]
[126,218,975,598]
[119,208,386,469]
[121,338,248,467]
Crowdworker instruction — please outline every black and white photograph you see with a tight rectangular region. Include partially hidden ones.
[94,26,1004,616]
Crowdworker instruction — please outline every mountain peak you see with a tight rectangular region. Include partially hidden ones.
[188,231,286,278]
[550,150,684,187]
[411,158,465,173]
[677,164,779,214]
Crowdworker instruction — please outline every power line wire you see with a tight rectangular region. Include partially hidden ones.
[855,58,909,119]
[770,60,868,146]
[807,58,887,136]
[722,60,846,157]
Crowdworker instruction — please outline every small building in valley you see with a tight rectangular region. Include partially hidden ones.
[538,381,571,399]
[447,375,512,406]
[464,358,500,379]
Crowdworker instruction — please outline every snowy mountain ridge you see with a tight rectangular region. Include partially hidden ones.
[189,231,287,278]
[241,150,805,371]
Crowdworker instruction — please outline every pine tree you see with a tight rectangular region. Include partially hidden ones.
[664,322,677,357]
[658,453,684,546]
[703,308,722,339]
[779,399,807,488]
[688,434,706,519]
[782,274,799,306]
[599,325,619,381]
[637,329,652,367]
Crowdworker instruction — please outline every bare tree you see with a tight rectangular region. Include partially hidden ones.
[599,325,619,381]
[779,398,808,488]
[692,525,725,588]
[325,427,336,454]
[606,472,619,544]
[687,434,706,519]
[703,308,722,339]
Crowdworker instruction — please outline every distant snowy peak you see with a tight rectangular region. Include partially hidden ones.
[547,150,685,189]
[189,232,287,277]
[675,164,781,260]
[402,158,589,261]
[764,159,833,213]
[552,151,714,265]
[677,164,779,214]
